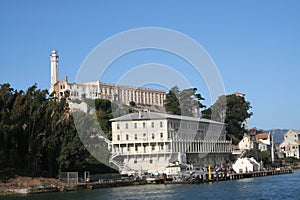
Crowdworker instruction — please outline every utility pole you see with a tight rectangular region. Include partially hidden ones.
[271,132,275,164]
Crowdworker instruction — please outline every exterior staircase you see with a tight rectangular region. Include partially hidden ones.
[96,135,133,173]
[109,152,125,171]
[97,135,112,146]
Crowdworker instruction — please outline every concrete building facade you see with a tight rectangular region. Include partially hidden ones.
[49,50,166,107]
[279,130,300,159]
[109,111,232,174]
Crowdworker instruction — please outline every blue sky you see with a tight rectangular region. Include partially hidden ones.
[0,1,299,130]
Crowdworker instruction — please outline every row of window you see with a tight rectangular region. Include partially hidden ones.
[120,144,166,152]
[116,121,211,131]
[117,133,164,140]
[134,160,153,164]
[117,121,164,129]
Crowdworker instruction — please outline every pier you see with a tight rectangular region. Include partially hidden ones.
[0,168,293,195]
[228,168,293,180]
[163,168,293,184]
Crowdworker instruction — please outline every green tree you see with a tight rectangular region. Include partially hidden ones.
[202,94,252,144]
[246,149,271,167]
[0,83,115,177]
[180,88,205,116]
[165,86,205,116]
[164,87,181,115]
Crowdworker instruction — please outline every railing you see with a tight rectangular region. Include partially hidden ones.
[109,153,124,170]
[111,150,172,156]
[98,135,112,145]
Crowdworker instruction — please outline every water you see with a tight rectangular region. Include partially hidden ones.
[1,170,300,200]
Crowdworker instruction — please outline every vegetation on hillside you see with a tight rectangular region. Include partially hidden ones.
[202,94,252,144]
[164,86,206,116]
[0,83,115,178]
[0,82,256,178]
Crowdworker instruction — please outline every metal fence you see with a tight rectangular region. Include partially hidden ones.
[59,172,78,183]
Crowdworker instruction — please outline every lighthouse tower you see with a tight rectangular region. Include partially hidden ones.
[50,50,59,94]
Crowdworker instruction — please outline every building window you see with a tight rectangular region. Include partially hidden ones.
[152,145,155,151]
[160,132,163,138]
[134,160,137,164]
[161,144,164,150]
[151,122,154,128]
[143,122,146,128]
[150,159,153,164]
[160,121,163,128]
[135,146,138,151]
[135,134,137,140]
[127,146,130,152]
[126,134,129,140]
[117,123,120,130]
[143,133,146,138]
[134,123,137,129]
[126,123,128,129]
[152,133,155,140]
[117,135,120,140]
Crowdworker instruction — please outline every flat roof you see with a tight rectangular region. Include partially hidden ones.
[110,112,225,125]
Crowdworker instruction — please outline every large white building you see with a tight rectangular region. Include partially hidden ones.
[49,50,166,106]
[279,130,300,159]
[109,111,232,174]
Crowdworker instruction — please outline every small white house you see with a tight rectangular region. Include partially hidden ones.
[164,164,188,176]
[256,133,271,152]
[232,157,260,173]
[238,133,271,152]
[238,135,253,151]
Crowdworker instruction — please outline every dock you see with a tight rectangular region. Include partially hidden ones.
[168,168,293,184]
[0,168,293,195]
[228,168,293,180]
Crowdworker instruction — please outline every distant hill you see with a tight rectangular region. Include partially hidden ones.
[264,129,288,144]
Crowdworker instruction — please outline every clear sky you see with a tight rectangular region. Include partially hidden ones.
[0,0,299,130]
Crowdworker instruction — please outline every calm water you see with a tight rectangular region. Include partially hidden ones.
[1,170,300,200]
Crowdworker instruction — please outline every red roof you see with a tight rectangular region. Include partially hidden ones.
[256,133,269,140]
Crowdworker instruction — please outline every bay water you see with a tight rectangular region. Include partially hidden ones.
[1,170,299,200]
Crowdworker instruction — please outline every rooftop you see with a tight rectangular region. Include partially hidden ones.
[256,133,270,140]
[110,112,225,125]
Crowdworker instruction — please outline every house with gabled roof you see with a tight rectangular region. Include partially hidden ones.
[279,130,300,159]
[232,157,260,173]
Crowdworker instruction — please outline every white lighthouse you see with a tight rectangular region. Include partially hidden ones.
[50,50,59,94]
